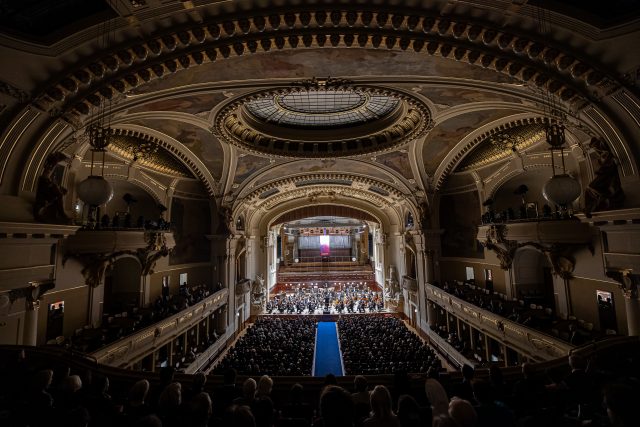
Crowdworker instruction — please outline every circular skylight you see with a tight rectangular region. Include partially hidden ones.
[245,89,399,128]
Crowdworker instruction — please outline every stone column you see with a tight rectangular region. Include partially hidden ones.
[423,229,444,283]
[225,236,241,332]
[411,231,428,331]
[23,296,40,346]
[552,275,570,317]
[621,274,640,336]
[87,283,105,327]
[426,300,437,330]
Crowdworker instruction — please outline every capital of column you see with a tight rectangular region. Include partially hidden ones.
[607,270,639,300]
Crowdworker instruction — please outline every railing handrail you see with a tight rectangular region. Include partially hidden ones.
[426,283,574,359]
[90,288,228,365]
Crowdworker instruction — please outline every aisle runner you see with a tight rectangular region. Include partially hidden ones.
[313,322,344,377]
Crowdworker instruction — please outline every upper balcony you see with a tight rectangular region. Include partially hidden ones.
[477,219,591,246]
[426,283,574,361]
[65,229,175,254]
[90,288,228,369]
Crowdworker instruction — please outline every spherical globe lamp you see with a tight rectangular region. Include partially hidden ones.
[542,174,581,206]
[76,175,114,206]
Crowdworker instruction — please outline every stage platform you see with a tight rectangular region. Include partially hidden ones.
[258,311,398,322]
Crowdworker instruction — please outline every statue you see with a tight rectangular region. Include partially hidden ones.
[385,265,401,300]
[584,137,625,217]
[215,206,232,235]
[33,152,70,224]
[251,274,266,307]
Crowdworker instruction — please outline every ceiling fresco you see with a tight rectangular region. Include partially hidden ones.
[421,86,526,108]
[253,158,396,187]
[376,151,414,180]
[124,92,229,116]
[126,48,517,96]
[125,118,225,180]
[421,108,521,175]
[234,154,273,185]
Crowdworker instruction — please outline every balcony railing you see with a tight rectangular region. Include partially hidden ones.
[426,284,573,361]
[91,288,228,367]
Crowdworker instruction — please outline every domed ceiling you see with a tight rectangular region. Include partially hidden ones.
[0,0,638,227]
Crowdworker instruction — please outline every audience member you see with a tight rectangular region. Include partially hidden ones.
[363,385,400,427]
[448,398,477,427]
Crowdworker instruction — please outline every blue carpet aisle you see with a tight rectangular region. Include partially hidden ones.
[313,322,344,377]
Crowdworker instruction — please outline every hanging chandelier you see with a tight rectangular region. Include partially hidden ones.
[75,15,116,225]
[76,125,114,208]
[535,7,580,214]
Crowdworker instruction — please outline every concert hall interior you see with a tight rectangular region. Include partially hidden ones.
[1,1,640,426]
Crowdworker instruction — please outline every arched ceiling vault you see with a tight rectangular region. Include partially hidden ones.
[1,0,639,225]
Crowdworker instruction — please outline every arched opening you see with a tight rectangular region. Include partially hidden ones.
[104,256,143,315]
[513,247,555,312]
[265,214,383,315]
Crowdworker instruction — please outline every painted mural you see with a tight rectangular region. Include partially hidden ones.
[254,158,394,186]
[422,86,525,108]
[377,151,413,179]
[125,92,228,115]
[234,154,272,184]
[169,197,211,265]
[440,191,484,259]
[126,118,225,179]
[422,108,519,175]
[128,48,516,95]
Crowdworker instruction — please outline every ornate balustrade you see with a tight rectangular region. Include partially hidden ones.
[91,288,228,368]
[64,230,175,287]
[476,221,592,278]
[426,283,574,361]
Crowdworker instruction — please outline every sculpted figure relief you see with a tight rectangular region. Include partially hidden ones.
[33,152,71,224]
[584,137,625,217]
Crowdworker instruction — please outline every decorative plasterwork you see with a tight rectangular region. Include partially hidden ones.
[108,129,194,178]
[457,122,546,171]
[435,116,548,190]
[478,223,592,279]
[64,231,175,288]
[215,85,430,158]
[28,6,623,123]
[237,173,408,207]
[255,186,391,212]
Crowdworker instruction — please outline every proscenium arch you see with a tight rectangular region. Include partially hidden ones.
[271,205,378,226]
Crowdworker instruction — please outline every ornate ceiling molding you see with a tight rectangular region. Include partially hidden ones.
[434,115,548,190]
[214,85,431,158]
[28,6,622,122]
[252,185,391,213]
[237,172,410,208]
[109,124,218,197]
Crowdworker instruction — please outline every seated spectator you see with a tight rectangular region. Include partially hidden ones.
[603,382,637,427]
[157,382,182,427]
[316,385,354,427]
[233,377,257,407]
[363,385,400,427]
[253,375,275,427]
[189,392,213,427]
[281,383,313,424]
[124,379,152,425]
[396,394,425,427]
[472,380,514,427]
[213,368,243,419]
[425,368,449,418]
[452,365,475,403]
[448,398,477,427]
[352,375,371,423]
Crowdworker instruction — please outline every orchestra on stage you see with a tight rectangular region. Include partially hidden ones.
[266,283,384,315]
